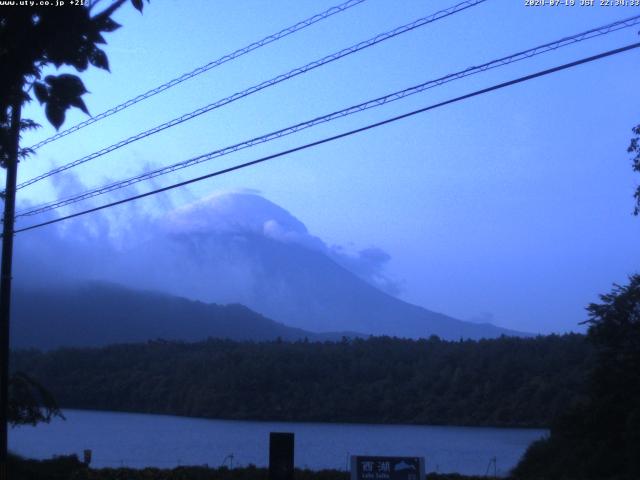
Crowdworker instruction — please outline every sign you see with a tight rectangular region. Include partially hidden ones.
[269,432,294,480]
[351,456,425,480]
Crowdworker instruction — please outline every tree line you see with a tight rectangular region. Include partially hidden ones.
[12,334,590,428]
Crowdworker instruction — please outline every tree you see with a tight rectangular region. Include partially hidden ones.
[0,0,150,476]
[628,124,640,215]
[8,372,62,427]
[513,119,640,479]
[583,275,640,477]
[1,0,150,144]
[513,275,640,480]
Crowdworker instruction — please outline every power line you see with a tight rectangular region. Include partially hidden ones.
[16,14,640,219]
[26,0,368,151]
[13,42,640,236]
[15,0,486,192]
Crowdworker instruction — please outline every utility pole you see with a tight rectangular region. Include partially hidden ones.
[0,96,22,480]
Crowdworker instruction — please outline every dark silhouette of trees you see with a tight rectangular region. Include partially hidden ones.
[1,0,150,157]
[12,334,591,428]
[628,124,640,215]
[513,119,640,479]
[1,0,150,474]
[513,275,640,479]
[7,372,62,427]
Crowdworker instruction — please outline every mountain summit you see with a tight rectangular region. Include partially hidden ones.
[119,192,525,339]
[14,192,526,343]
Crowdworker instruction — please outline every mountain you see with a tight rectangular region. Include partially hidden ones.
[106,192,527,340]
[169,232,527,340]
[10,282,351,350]
[13,192,528,343]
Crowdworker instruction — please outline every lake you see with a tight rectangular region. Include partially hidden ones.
[9,409,547,476]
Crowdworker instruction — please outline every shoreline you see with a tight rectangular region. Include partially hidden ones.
[51,407,552,431]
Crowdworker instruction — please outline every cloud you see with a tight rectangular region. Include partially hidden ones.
[164,191,324,252]
[13,188,402,301]
[161,191,401,295]
[329,246,403,296]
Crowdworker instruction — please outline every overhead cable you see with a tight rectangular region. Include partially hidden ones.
[16,0,486,191]
[13,42,640,235]
[26,0,369,151]
[16,14,640,218]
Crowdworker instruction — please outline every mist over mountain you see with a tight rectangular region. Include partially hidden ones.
[13,191,525,340]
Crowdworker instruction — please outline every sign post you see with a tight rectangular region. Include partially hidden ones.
[350,456,425,480]
[269,432,294,480]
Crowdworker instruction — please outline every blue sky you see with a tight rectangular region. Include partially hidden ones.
[12,0,640,334]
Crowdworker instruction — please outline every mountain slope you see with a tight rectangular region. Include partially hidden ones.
[10,282,347,350]
[225,233,526,339]
[134,192,528,339]
[13,193,528,343]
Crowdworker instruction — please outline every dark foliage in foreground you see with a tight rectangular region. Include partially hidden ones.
[8,454,484,480]
[8,372,63,426]
[13,334,590,428]
[513,275,640,480]
[1,0,149,165]
[628,123,640,215]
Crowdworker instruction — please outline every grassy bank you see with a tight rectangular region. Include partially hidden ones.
[9,455,487,480]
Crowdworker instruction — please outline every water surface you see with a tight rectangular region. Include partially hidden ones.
[10,409,546,476]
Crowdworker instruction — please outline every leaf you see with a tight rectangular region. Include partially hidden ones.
[71,52,90,72]
[33,82,49,104]
[18,90,30,104]
[19,147,35,161]
[41,75,91,127]
[45,102,66,130]
[47,74,88,98]
[89,48,109,71]
[20,119,41,131]
[94,32,107,45]
[131,0,143,12]
[97,16,121,33]
[68,96,90,115]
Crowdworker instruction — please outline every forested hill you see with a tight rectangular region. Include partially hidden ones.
[10,282,354,349]
[12,334,591,428]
